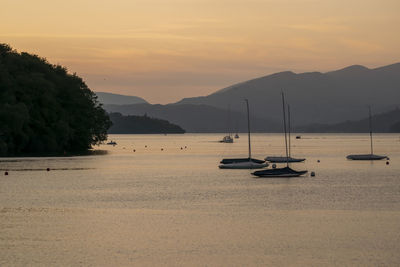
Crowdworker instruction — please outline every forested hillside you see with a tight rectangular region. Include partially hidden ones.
[0,44,111,156]
[108,113,185,134]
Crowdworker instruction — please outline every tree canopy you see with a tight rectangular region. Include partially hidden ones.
[0,44,111,156]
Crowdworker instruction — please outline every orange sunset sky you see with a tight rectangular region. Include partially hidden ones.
[1,0,399,104]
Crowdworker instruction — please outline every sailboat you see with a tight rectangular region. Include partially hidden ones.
[252,92,307,177]
[265,105,305,163]
[220,105,234,143]
[346,107,388,160]
[219,99,268,169]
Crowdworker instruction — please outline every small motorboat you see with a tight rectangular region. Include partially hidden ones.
[220,135,234,143]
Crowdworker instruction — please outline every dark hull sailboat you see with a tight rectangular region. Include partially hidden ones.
[252,92,307,178]
[346,154,387,160]
[252,167,307,177]
[220,158,265,164]
[264,104,305,163]
[219,99,267,169]
[265,156,305,163]
[346,107,387,161]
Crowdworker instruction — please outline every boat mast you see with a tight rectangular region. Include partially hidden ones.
[245,99,251,159]
[288,104,291,158]
[281,92,289,167]
[369,106,373,155]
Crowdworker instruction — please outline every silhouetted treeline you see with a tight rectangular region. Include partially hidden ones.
[0,44,111,156]
[108,112,185,134]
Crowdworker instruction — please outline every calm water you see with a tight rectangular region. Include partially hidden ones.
[1,133,400,266]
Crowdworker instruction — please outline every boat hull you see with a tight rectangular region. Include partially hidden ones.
[252,167,307,178]
[346,154,387,160]
[220,157,265,164]
[265,156,305,163]
[219,162,268,169]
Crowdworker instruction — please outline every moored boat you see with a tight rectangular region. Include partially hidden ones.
[346,154,387,160]
[252,166,307,177]
[265,156,305,163]
[346,107,388,161]
[219,99,267,169]
[252,92,307,178]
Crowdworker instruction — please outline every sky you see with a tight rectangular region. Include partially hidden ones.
[1,0,400,104]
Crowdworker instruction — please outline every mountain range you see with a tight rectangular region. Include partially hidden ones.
[98,63,400,132]
[176,63,400,124]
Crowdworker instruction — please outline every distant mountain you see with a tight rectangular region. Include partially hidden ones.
[95,92,148,105]
[175,63,400,125]
[104,103,281,133]
[108,112,185,134]
[298,108,400,133]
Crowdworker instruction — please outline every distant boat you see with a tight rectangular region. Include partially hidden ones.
[220,104,234,143]
[346,106,387,160]
[296,135,301,139]
[219,99,267,169]
[220,135,234,143]
[106,140,117,145]
[264,104,305,163]
[253,92,307,178]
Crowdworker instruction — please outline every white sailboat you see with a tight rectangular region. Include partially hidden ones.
[219,99,268,169]
[346,106,388,160]
[265,105,305,163]
[253,92,307,177]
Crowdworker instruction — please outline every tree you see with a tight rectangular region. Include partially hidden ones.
[0,43,111,156]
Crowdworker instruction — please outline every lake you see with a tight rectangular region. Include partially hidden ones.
[1,133,400,266]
